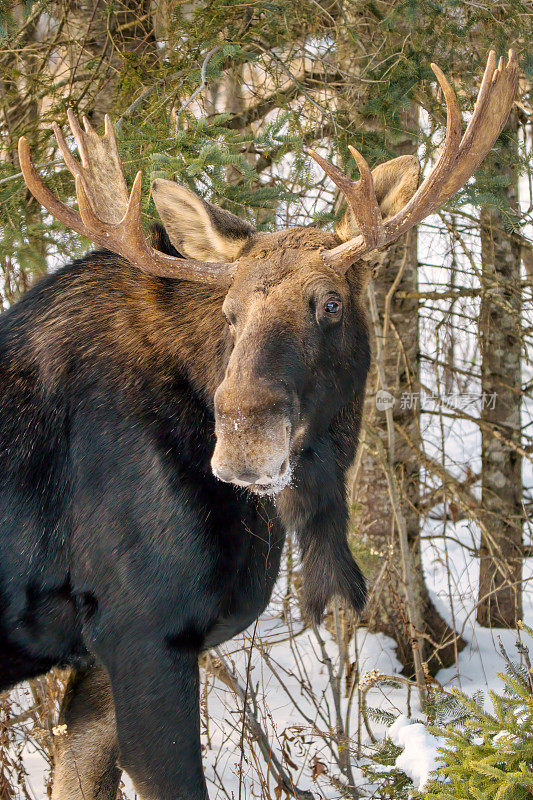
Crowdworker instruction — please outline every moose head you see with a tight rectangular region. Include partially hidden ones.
[149,161,420,494]
[19,50,517,496]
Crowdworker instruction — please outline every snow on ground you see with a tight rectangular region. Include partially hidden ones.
[423,518,533,695]
[388,716,446,790]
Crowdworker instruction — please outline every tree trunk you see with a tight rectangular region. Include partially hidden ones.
[60,0,157,125]
[477,113,523,628]
[351,108,464,675]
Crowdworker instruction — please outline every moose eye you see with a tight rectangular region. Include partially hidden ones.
[325,299,341,314]
[316,295,343,327]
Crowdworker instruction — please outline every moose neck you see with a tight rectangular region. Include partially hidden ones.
[125,225,231,408]
[133,274,230,409]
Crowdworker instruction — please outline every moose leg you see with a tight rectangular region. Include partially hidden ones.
[97,638,206,800]
[51,663,121,800]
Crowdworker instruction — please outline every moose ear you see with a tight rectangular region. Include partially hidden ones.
[336,154,420,242]
[151,179,255,262]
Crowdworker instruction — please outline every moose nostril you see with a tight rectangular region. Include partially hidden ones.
[215,466,234,483]
[213,466,261,486]
[236,470,260,485]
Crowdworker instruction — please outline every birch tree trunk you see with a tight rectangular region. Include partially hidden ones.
[477,113,523,628]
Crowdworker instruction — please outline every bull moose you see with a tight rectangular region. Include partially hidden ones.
[0,50,517,799]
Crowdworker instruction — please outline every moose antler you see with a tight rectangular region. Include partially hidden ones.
[18,110,233,283]
[311,49,519,272]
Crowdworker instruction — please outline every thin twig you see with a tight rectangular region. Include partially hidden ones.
[212,647,315,800]
[175,46,221,117]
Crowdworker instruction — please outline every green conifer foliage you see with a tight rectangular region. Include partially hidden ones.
[424,624,533,800]
[362,626,533,800]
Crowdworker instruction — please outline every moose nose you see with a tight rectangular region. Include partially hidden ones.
[215,466,260,486]
[211,378,296,494]
[212,454,290,489]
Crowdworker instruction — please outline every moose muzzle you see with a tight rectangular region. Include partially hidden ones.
[211,381,294,495]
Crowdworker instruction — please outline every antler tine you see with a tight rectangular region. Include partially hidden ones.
[382,60,463,229]
[347,145,385,244]
[82,115,96,135]
[123,171,143,229]
[119,171,155,257]
[104,114,118,148]
[75,174,107,236]
[428,63,462,164]
[18,136,96,242]
[459,50,513,159]
[308,146,384,250]
[321,48,519,272]
[465,49,498,139]
[400,49,517,228]
[67,108,89,166]
[19,112,234,283]
[52,121,82,180]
